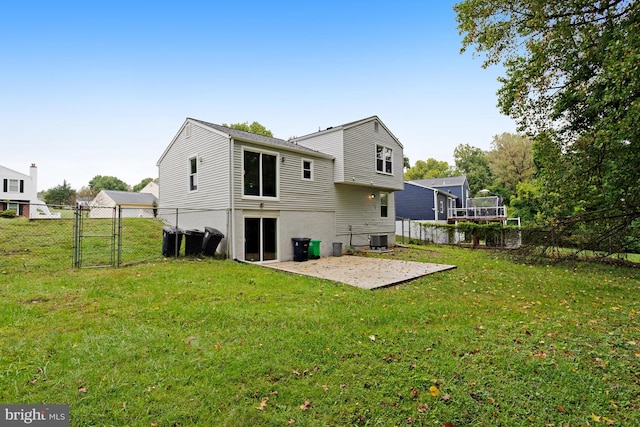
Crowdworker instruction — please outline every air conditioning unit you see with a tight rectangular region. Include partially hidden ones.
[369,234,388,249]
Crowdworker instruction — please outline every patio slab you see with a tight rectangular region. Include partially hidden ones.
[264,255,456,289]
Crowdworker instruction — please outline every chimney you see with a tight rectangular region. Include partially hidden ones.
[30,164,38,200]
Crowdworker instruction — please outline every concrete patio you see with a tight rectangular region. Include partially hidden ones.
[263,255,456,289]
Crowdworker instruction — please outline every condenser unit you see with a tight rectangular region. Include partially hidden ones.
[369,234,388,249]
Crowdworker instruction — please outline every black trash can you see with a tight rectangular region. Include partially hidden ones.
[185,229,205,256]
[202,227,224,256]
[162,226,183,257]
[292,237,311,262]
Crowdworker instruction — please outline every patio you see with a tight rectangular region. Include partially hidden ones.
[263,255,456,289]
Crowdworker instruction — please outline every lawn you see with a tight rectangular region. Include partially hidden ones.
[1,220,639,426]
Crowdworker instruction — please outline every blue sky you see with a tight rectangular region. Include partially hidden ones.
[1,1,515,191]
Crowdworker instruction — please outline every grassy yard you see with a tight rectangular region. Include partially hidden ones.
[1,220,639,426]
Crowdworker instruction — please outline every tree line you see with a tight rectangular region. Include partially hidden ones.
[41,176,155,206]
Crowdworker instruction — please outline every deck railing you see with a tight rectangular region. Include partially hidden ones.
[448,196,507,221]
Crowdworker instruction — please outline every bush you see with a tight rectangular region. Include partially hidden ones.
[0,209,17,218]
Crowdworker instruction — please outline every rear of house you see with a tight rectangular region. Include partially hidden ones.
[157,116,404,261]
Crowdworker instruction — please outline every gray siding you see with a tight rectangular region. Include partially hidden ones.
[295,129,345,182]
[334,185,396,239]
[343,121,404,191]
[158,122,231,210]
[232,141,336,212]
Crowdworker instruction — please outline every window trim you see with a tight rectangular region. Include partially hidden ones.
[8,179,20,193]
[189,156,198,192]
[301,159,314,181]
[380,192,389,218]
[375,145,393,175]
[242,146,280,200]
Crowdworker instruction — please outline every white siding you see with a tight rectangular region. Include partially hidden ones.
[295,129,345,182]
[343,120,404,191]
[334,185,396,241]
[158,121,231,210]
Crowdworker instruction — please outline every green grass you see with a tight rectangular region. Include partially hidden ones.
[1,220,639,426]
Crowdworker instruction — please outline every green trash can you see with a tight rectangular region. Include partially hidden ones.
[309,240,321,259]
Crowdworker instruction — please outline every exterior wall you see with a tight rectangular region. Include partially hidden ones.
[140,181,159,198]
[158,209,229,256]
[342,120,404,191]
[158,122,231,210]
[432,183,469,208]
[1,165,35,217]
[395,183,436,221]
[334,184,396,247]
[294,129,345,183]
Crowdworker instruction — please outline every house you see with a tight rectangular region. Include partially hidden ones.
[395,181,458,222]
[156,116,404,261]
[396,176,472,222]
[89,190,158,218]
[0,163,62,218]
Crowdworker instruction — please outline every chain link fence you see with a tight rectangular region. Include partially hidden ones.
[0,203,227,273]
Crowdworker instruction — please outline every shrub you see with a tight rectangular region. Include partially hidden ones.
[0,209,17,218]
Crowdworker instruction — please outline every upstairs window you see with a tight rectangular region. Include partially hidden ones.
[244,149,277,198]
[4,179,23,193]
[302,159,313,181]
[189,157,198,191]
[376,145,393,174]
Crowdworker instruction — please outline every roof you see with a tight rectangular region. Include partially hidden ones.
[100,190,157,205]
[410,176,468,188]
[404,181,458,199]
[189,119,334,159]
[293,115,403,148]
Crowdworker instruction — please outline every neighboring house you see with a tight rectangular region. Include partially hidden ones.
[157,116,404,261]
[89,190,158,218]
[140,180,159,198]
[395,181,458,222]
[0,163,59,218]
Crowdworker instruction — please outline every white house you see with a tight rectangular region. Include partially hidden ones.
[0,163,59,218]
[156,116,404,261]
[89,190,158,218]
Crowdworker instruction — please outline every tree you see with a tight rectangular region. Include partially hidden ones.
[404,158,456,181]
[487,133,535,198]
[133,178,154,192]
[223,121,273,137]
[453,143,493,195]
[42,180,76,206]
[88,175,129,196]
[455,0,640,253]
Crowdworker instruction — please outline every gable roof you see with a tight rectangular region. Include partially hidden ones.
[189,119,334,159]
[404,181,458,199]
[101,190,157,205]
[293,115,403,148]
[410,176,468,188]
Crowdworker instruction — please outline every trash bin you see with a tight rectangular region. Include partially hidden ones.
[309,239,321,259]
[162,226,183,257]
[185,229,205,256]
[332,242,343,257]
[292,237,311,262]
[202,227,224,256]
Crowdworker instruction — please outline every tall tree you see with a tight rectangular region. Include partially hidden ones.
[487,133,535,198]
[42,180,76,206]
[404,158,456,181]
[88,175,129,196]
[455,0,640,253]
[223,121,273,137]
[453,143,493,195]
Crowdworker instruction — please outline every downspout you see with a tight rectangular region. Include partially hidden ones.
[433,190,438,222]
[229,137,236,260]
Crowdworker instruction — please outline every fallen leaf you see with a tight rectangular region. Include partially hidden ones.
[78,386,87,393]
[556,405,566,413]
[443,422,456,427]
[429,385,440,397]
[369,335,376,342]
[322,385,328,392]
[590,413,601,422]
[256,397,269,411]
[441,393,451,402]
[300,400,311,410]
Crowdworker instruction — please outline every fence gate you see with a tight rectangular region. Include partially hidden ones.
[73,205,121,268]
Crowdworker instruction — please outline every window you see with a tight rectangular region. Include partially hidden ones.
[380,192,388,218]
[439,200,444,214]
[302,159,313,180]
[374,121,379,132]
[243,149,277,197]
[8,202,19,213]
[376,145,393,174]
[189,157,198,191]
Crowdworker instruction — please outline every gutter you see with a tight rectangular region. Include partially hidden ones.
[229,137,237,260]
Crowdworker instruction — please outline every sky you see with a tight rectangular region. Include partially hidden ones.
[1,1,516,192]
